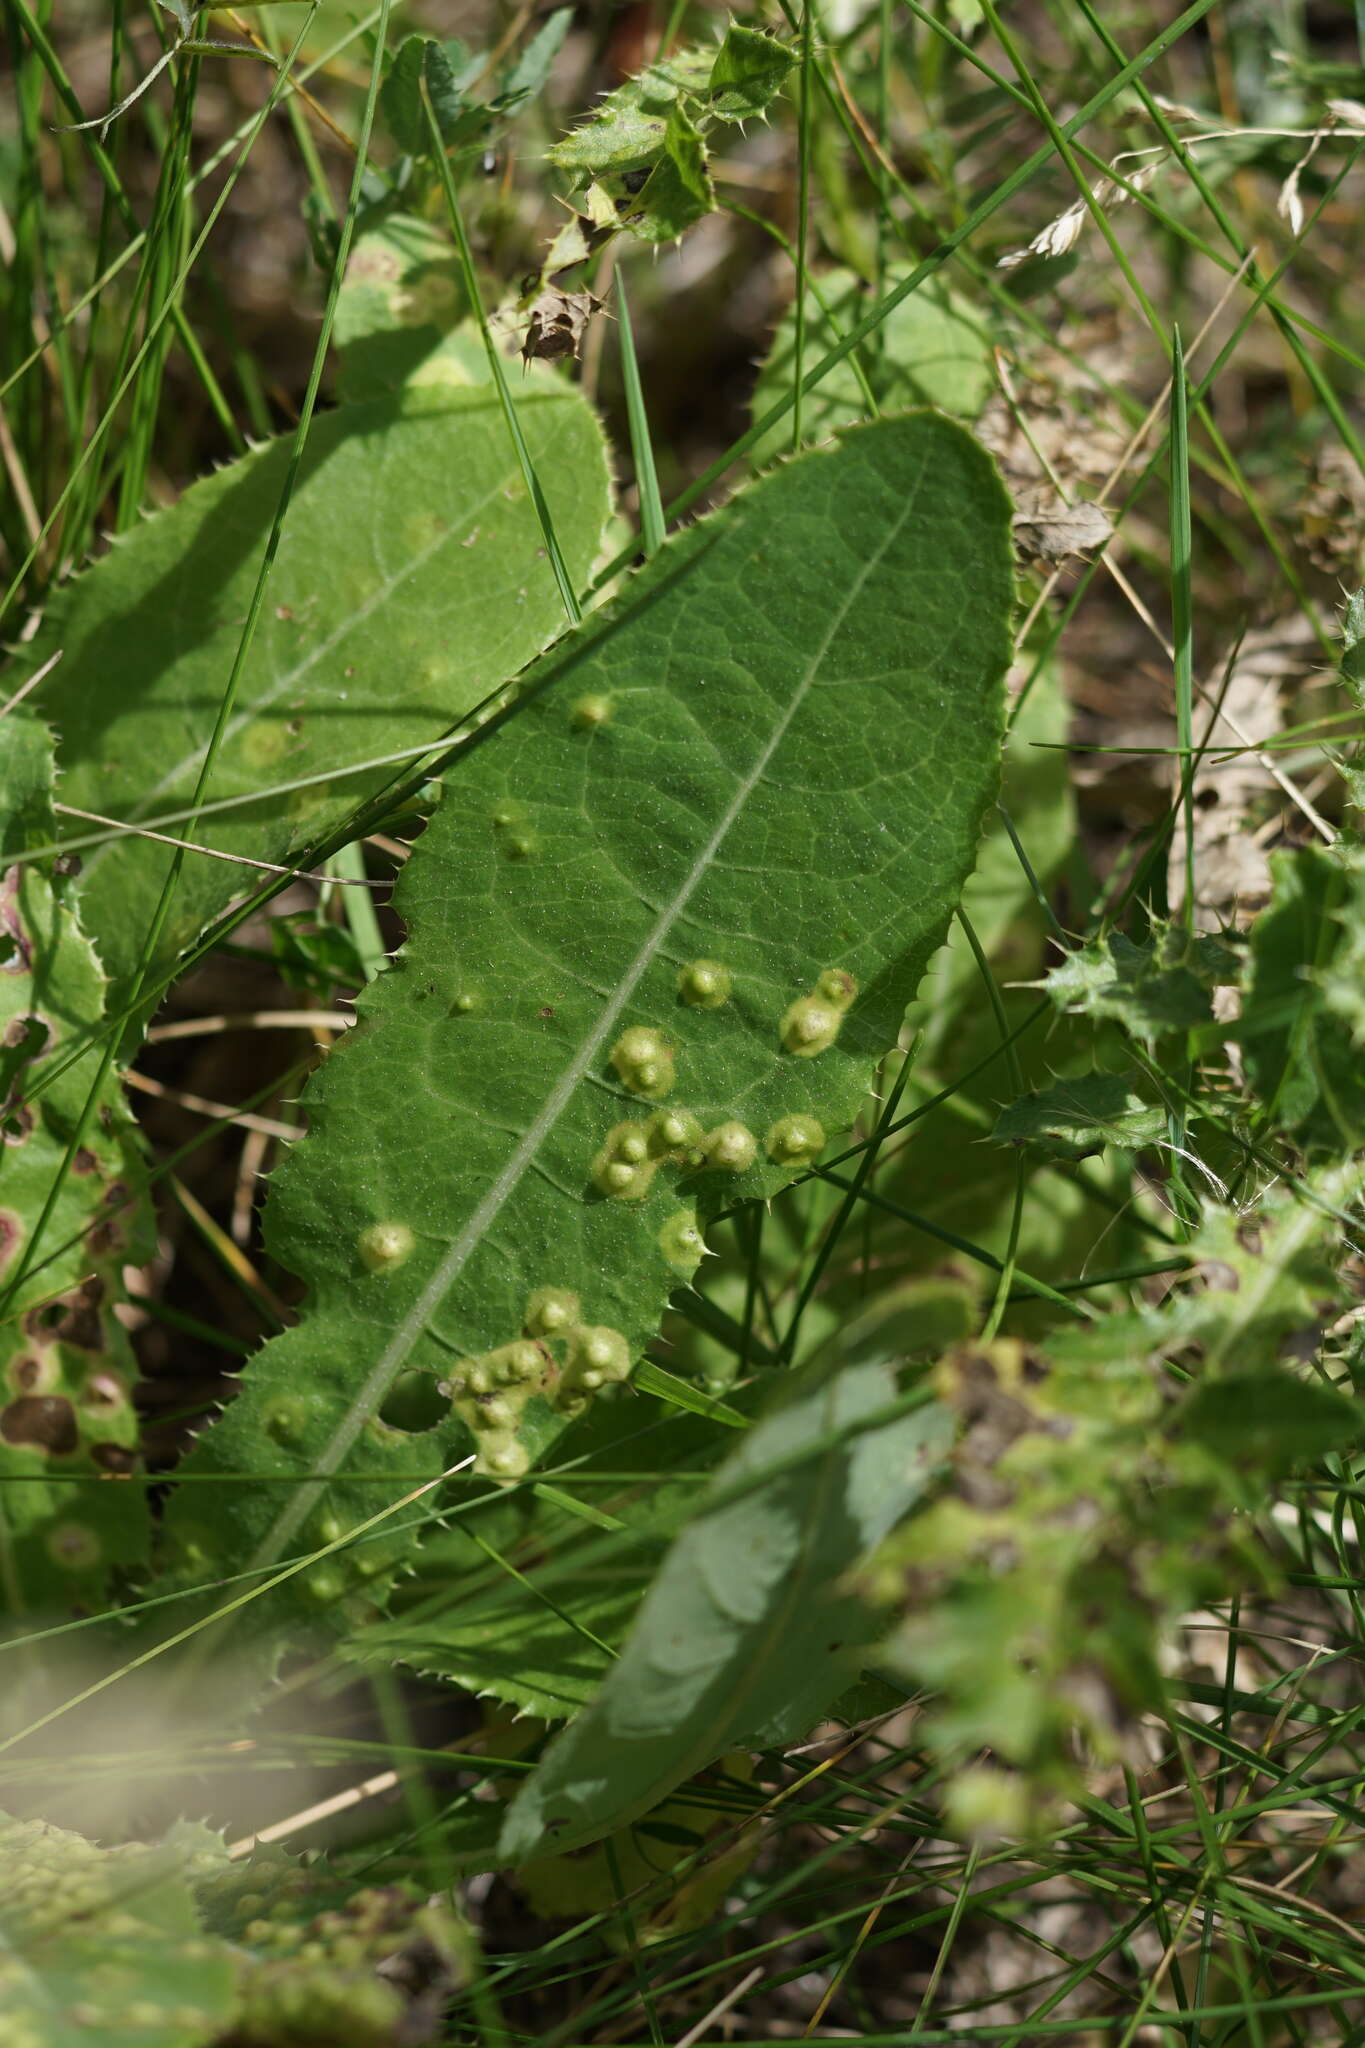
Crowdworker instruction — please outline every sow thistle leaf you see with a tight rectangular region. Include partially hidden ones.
[348,1482,696,1719]
[1041,921,1242,1042]
[500,1363,953,1862]
[157,414,1012,1640]
[549,22,791,243]
[706,22,797,120]
[27,386,611,996]
[0,718,152,1611]
[871,1167,1360,1828]
[991,1072,1165,1161]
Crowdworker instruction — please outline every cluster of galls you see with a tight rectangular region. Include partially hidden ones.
[229,1881,464,2048]
[781,968,857,1058]
[593,1097,827,1204]
[0,1816,227,2043]
[595,966,851,1201]
[444,1287,632,1478]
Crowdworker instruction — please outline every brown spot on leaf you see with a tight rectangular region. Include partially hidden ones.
[1,1395,79,1455]
[91,1442,137,1475]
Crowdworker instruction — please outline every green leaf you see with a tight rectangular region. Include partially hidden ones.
[26,387,611,998]
[991,1072,1165,1161]
[870,1164,1360,1820]
[1242,846,1365,1151]
[706,23,795,121]
[156,414,1012,1642]
[0,1811,238,2048]
[499,7,573,104]
[1341,586,1365,710]
[619,103,715,244]
[547,44,713,181]
[750,266,993,466]
[381,35,469,156]
[1042,922,1242,1043]
[347,1484,694,1719]
[499,1364,953,1861]
[1319,845,1365,1049]
[0,1812,468,2047]
[335,215,486,402]
[1178,1368,1359,1474]
[0,717,152,1611]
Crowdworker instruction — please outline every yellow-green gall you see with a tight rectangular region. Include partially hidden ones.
[478,1433,530,1480]
[647,1106,704,1155]
[592,1120,659,1200]
[704,1121,757,1172]
[817,968,858,1007]
[525,1287,580,1337]
[567,1324,630,1392]
[464,1340,547,1390]
[357,1221,415,1273]
[659,1210,707,1275]
[780,996,843,1058]
[766,1113,826,1164]
[572,693,612,729]
[677,958,732,1009]
[264,1396,310,1445]
[303,1566,347,1606]
[610,1024,676,1099]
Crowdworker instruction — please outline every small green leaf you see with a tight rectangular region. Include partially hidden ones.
[381,36,467,157]
[992,1073,1165,1161]
[500,7,573,103]
[706,24,795,121]
[499,1365,953,1860]
[1042,923,1242,1042]
[27,387,611,998]
[547,44,713,181]
[625,103,715,243]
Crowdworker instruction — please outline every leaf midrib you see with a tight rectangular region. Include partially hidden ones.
[246,469,920,1574]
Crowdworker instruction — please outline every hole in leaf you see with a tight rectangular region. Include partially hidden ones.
[379,1370,446,1434]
